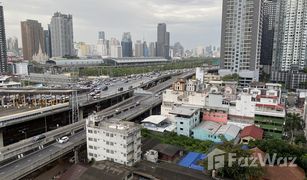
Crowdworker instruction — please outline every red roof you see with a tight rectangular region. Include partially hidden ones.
[240,125,264,140]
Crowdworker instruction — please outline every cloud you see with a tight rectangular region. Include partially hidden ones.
[3,0,222,49]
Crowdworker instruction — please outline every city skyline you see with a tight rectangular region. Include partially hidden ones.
[3,0,222,49]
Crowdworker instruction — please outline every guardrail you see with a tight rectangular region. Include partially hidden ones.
[0,121,85,164]
[3,132,86,180]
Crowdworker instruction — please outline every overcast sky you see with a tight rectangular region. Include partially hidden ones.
[3,0,222,49]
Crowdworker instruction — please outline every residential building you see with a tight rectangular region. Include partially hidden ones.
[86,115,141,166]
[271,65,307,90]
[260,0,277,73]
[304,97,307,137]
[195,67,204,84]
[134,40,144,57]
[203,93,229,124]
[173,42,184,57]
[240,125,264,144]
[50,12,74,57]
[229,93,256,123]
[272,0,307,71]
[148,42,156,57]
[121,32,133,57]
[192,121,241,143]
[21,19,45,60]
[220,0,264,83]
[141,115,175,132]
[14,62,28,75]
[0,76,21,88]
[157,23,170,59]
[0,5,7,73]
[169,106,200,137]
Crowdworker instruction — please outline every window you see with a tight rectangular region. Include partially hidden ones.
[89,145,93,149]
[89,153,93,156]
[180,122,183,125]
[88,137,93,141]
[180,128,183,131]
[88,130,93,133]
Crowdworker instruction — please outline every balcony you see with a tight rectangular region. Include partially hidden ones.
[255,104,285,118]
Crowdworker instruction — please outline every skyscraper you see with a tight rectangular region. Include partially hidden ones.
[50,12,74,57]
[157,23,170,59]
[98,31,105,41]
[0,5,7,73]
[110,38,122,58]
[220,0,263,81]
[148,42,156,57]
[21,19,45,60]
[121,32,133,57]
[260,0,277,73]
[134,40,144,57]
[44,25,52,57]
[272,0,307,71]
[173,42,184,57]
[7,37,19,55]
[143,41,149,57]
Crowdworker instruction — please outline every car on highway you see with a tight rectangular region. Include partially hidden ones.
[33,134,46,142]
[58,136,69,143]
[118,87,123,91]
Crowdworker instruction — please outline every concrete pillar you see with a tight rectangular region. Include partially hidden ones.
[0,129,3,147]
[149,108,153,116]
[79,109,84,121]
[74,149,79,164]
[1,97,4,106]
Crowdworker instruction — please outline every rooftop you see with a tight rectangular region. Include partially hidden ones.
[240,125,264,140]
[153,144,183,157]
[141,115,168,125]
[170,106,199,117]
[79,161,133,180]
[88,117,141,135]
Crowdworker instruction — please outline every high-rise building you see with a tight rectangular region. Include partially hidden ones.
[220,0,264,83]
[260,0,277,73]
[272,0,307,71]
[44,25,52,57]
[121,32,133,57]
[173,42,184,57]
[7,37,19,55]
[21,20,45,60]
[148,42,156,57]
[50,12,74,57]
[134,40,144,57]
[157,23,170,59]
[0,5,7,73]
[143,41,149,57]
[110,38,122,58]
[98,31,105,41]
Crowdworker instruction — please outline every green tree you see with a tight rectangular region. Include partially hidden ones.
[203,141,264,180]
[285,113,305,144]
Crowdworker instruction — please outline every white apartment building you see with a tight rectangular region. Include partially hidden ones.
[86,115,141,166]
[272,0,307,71]
[161,89,207,122]
[50,12,74,57]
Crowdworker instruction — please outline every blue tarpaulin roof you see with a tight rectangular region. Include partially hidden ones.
[178,152,207,171]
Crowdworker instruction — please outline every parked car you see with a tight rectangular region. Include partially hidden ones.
[58,136,69,143]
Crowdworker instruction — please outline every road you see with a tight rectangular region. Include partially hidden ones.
[0,131,85,180]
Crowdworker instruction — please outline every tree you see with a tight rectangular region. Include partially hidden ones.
[203,141,264,179]
[222,73,240,82]
[285,113,305,144]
